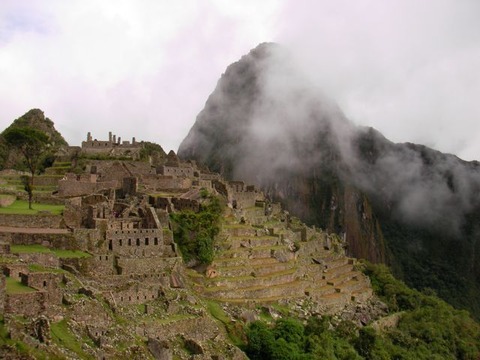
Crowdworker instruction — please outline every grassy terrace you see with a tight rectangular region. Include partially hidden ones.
[10,244,91,259]
[5,277,36,294]
[220,244,286,255]
[0,200,64,215]
[205,267,297,282]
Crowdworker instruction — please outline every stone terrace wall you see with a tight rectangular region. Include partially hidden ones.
[142,175,192,190]
[5,292,46,317]
[73,229,100,252]
[10,233,78,250]
[0,214,64,228]
[117,257,180,275]
[33,176,62,186]
[58,179,119,197]
[63,255,115,276]
[18,253,60,268]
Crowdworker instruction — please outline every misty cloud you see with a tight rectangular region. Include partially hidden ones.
[1,0,479,161]
[180,41,480,236]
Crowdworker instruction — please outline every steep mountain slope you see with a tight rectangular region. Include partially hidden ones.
[179,43,480,317]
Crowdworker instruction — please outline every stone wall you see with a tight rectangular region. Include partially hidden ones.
[231,191,262,209]
[106,284,163,305]
[106,228,172,257]
[116,257,180,275]
[0,274,5,314]
[171,198,199,212]
[141,316,220,343]
[0,214,64,228]
[18,253,60,268]
[33,175,63,186]
[158,165,194,178]
[10,233,79,250]
[200,173,220,181]
[0,242,10,254]
[62,255,115,276]
[142,175,192,190]
[5,291,46,317]
[73,228,101,252]
[23,272,63,304]
[2,264,29,280]
[58,178,119,197]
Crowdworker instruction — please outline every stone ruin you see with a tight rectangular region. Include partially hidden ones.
[0,134,377,359]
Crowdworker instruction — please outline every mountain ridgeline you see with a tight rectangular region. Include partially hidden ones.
[179,43,480,317]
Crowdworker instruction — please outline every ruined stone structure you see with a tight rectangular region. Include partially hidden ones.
[81,131,143,159]
[0,134,376,359]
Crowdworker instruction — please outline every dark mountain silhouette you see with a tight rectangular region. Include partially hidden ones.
[179,43,480,317]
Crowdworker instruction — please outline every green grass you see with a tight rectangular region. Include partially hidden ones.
[10,244,91,258]
[51,319,93,359]
[0,315,63,359]
[0,200,64,215]
[10,244,51,254]
[52,249,91,259]
[53,162,72,167]
[5,277,36,294]
[28,264,67,273]
[205,300,244,347]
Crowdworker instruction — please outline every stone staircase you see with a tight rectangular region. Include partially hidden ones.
[189,211,373,310]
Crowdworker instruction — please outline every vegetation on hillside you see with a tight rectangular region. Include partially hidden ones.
[170,194,222,265]
[3,127,51,208]
[0,109,67,171]
[244,263,480,360]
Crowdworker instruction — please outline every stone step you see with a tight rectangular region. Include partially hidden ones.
[205,270,297,289]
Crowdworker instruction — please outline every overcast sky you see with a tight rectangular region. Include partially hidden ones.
[1,0,479,160]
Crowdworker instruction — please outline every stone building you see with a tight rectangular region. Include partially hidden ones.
[81,132,143,159]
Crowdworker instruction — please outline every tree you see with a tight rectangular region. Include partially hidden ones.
[3,127,50,209]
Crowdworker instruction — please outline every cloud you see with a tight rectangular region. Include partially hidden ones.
[277,0,480,160]
[0,1,281,151]
[0,0,479,162]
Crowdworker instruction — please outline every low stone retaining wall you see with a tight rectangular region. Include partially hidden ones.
[0,214,64,228]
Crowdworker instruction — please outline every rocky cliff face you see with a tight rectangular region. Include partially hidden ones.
[179,43,480,317]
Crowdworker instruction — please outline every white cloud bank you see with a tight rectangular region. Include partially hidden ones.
[0,0,479,160]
